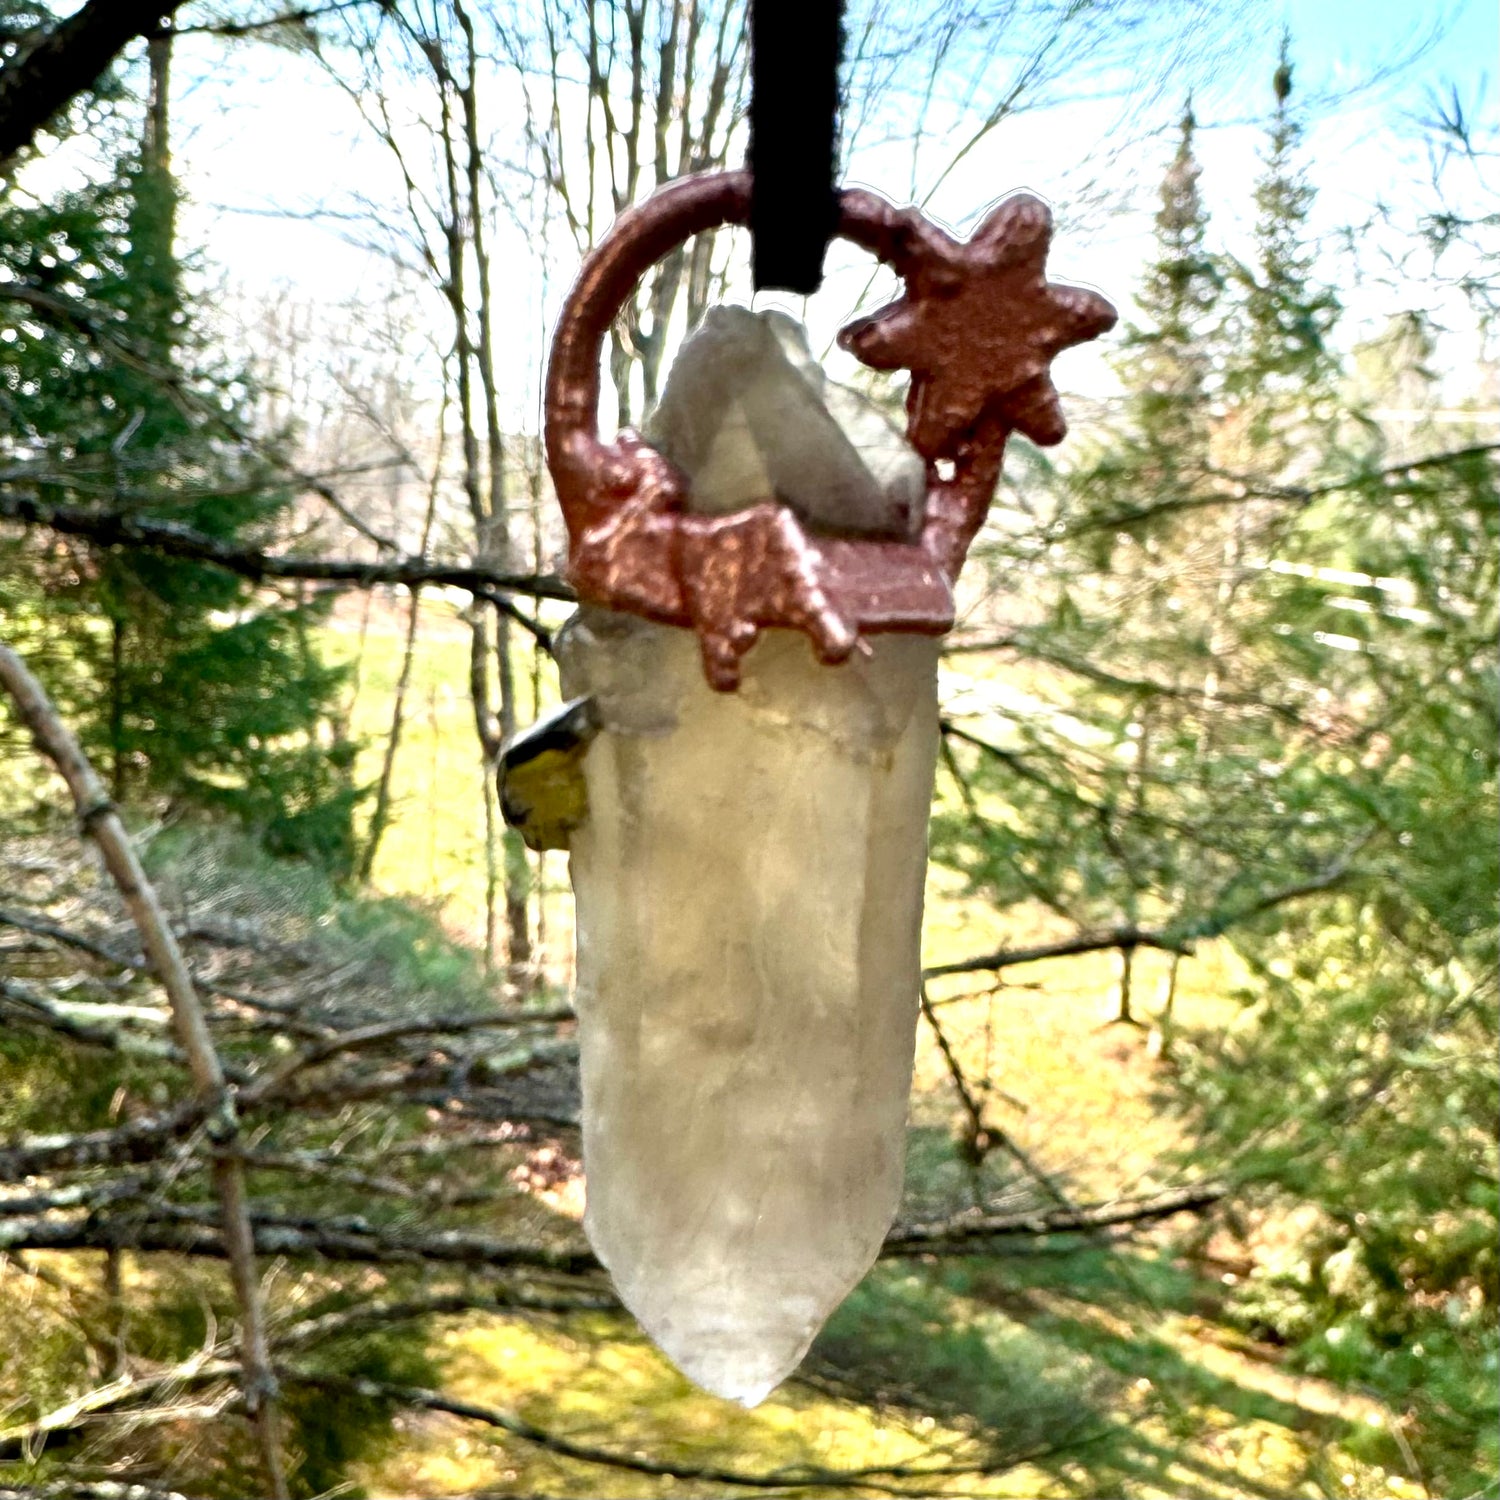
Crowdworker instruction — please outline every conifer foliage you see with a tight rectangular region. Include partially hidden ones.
[933,47,1497,1486]
[0,32,360,871]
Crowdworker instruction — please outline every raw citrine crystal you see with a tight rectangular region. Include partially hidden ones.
[559,616,938,1404]
[553,307,938,1404]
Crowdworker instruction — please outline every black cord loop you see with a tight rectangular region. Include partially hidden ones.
[748,0,845,295]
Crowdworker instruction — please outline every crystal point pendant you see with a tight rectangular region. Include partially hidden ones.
[558,611,938,1404]
[526,169,1115,1402]
[555,306,938,1403]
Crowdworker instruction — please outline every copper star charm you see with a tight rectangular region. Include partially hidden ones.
[544,171,1116,687]
[839,194,1115,457]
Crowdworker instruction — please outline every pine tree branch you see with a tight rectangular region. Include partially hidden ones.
[923,927,1191,980]
[1052,442,1500,541]
[943,633,1310,726]
[924,858,1359,982]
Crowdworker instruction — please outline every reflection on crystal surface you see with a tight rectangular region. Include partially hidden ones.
[560,613,938,1403]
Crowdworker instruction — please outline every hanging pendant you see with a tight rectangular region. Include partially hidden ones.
[510,169,1114,1404]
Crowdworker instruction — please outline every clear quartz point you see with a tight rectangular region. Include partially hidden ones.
[644,304,925,539]
[557,305,938,1404]
[559,615,938,1404]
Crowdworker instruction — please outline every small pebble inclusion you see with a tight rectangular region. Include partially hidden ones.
[559,307,939,1404]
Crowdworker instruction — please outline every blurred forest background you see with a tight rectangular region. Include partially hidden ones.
[0,2,1494,1497]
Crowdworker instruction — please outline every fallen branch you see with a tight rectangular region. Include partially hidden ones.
[239,1006,574,1104]
[0,1101,208,1181]
[0,639,289,1499]
[0,1207,602,1273]
[885,1183,1225,1251]
[0,1186,1221,1267]
[0,903,140,967]
[0,977,176,1060]
[277,1285,620,1349]
[0,1484,204,1500]
[283,1372,1084,1491]
[0,1354,236,1460]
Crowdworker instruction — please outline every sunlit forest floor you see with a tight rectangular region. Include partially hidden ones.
[302,601,1432,1499]
[0,599,1448,1500]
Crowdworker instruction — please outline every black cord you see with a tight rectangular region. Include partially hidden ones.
[748,0,844,295]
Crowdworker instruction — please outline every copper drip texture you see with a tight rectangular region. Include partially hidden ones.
[544,169,1116,689]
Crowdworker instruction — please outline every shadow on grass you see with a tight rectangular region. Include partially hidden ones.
[804,1242,1403,1498]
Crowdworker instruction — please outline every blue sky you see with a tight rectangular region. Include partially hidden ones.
[1287,0,1492,89]
[149,0,1497,419]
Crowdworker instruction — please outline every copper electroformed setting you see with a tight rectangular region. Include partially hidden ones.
[543,169,1116,690]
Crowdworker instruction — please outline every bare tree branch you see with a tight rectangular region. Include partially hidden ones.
[884,1183,1226,1251]
[277,1286,620,1348]
[0,640,290,1500]
[0,1187,1219,1267]
[0,1101,207,1181]
[238,1005,574,1104]
[0,1482,205,1499]
[0,976,177,1060]
[282,1370,1091,1490]
[0,493,573,602]
[164,3,371,40]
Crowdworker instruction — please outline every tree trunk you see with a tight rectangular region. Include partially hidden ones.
[109,613,127,801]
[457,3,530,970]
[1115,945,1136,1026]
[358,587,421,885]
[0,0,189,168]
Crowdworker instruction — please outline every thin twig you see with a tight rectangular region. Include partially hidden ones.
[0,640,290,1500]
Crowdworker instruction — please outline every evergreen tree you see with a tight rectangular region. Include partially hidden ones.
[0,44,361,872]
[1171,440,1499,1495]
[1121,100,1221,487]
[1224,34,1342,462]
